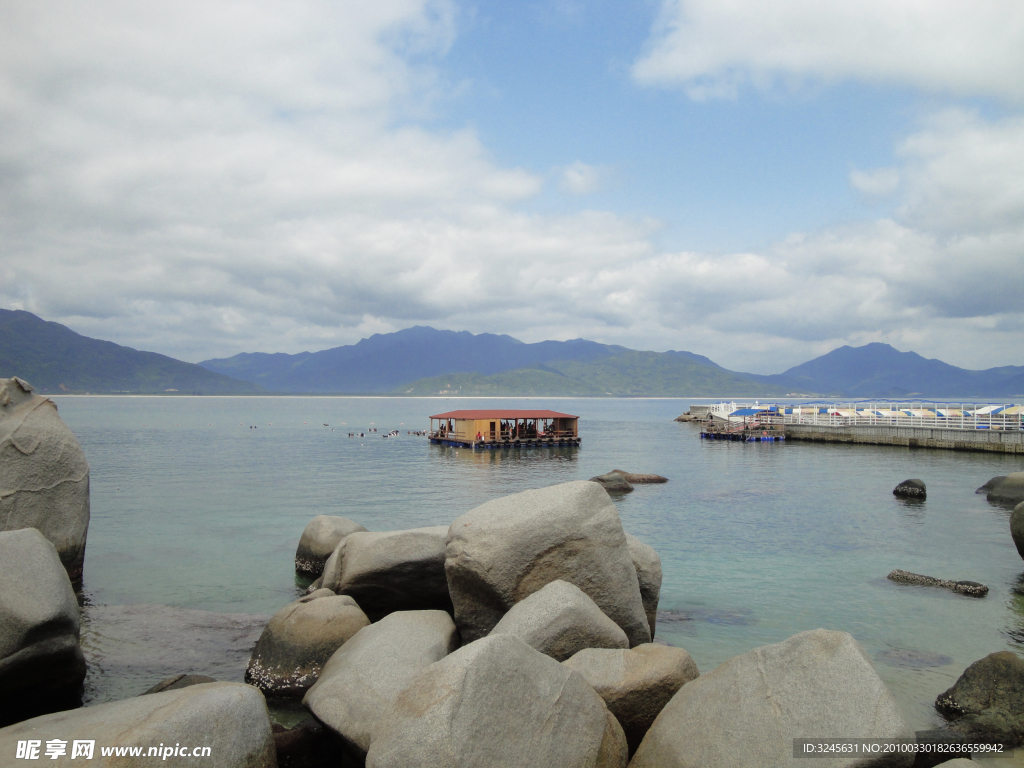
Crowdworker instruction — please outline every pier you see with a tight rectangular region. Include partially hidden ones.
[695,401,1024,454]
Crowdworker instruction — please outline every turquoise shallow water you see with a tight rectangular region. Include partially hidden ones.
[51,395,1024,732]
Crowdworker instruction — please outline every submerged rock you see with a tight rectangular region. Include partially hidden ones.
[0,377,90,585]
[245,595,369,696]
[489,580,629,661]
[629,629,913,768]
[295,515,368,577]
[887,569,988,597]
[365,634,628,768]
[610,469,668,484]
[80,603,268,702]
[141,673,218,695]
[563,644,699,756]
[331,527,452,621]
[626,534,662,638]
[445,481,650,647]
[936,651,1024,746]
[893,479,927,499]
[987,472,1024,506]
[304,610,458,760]
[589,472,634,493]
[0,528,86,727]
[0,682,276,767]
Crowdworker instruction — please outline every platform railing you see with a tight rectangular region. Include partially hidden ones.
[781,407,1022,431]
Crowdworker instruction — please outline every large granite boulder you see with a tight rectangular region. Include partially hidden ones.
[245,593,369,696]
[365,634,627,768]
[0,528,86,727]
[0,681,276,767]
[0,378,90,585]
[446,481,650,646]
[295,515,367,576]
[630,629,913,768]
[626,534,662,638]
[936,651,1024,746]
[1012,503,1024,560]
[988,472,1024,506]
[330,526,452,621]
[489,580,628,661]
[304,610,458,760]
[564,643,698,755]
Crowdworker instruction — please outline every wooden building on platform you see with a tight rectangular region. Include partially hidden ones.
[429,409,580,449]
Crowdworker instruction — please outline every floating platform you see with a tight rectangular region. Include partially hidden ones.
[431,436,582,449]
[429,409,581,450]
[700,431,784,443]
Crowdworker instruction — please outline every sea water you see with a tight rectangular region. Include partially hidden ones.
[51,395,1024,734]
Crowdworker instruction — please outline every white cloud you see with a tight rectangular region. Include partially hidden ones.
[633,0,1024,102]
[559,161,603,195]
[849,167,900,199]
[1,1,1023,374]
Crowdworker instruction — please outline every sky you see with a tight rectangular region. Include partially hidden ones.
[1,0,1022,373]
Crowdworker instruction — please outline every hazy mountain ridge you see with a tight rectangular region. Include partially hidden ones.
[0,309,261,394]
[399,351,788,397]
[751,343,1024,398]
[3,309,1023,398]
[200,326,628,393]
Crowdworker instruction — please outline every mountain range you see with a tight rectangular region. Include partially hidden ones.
[2,308,1023,399]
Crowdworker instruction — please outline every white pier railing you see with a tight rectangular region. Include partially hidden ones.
[780,402,1022,432]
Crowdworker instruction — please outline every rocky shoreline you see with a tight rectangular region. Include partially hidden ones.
[3,376,1024,767]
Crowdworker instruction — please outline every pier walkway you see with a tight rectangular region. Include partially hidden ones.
[695,401,1024,454]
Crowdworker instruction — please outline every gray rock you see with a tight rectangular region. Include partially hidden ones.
[630,629,913,768]
[490,580,628,661]
[1012,503,1024,560]
[245,595,369,696]
[976,475,1007,494]
[894,479,927,498]
[332,526,452,621]
[0,681,276,767]
[887,569,989,597]
[304,610,458,760]
[626,534,662,638]
[0,528,86,727]
[610,469,668,484]
[912,729,973,768]
[987,472,1024,506]
[563,643,699,755]
[936,651,1024,746]
[446,481,650,647]
[272,716,335,768]
[0,378,90,585]
[365,634,627,768]
[141,673,218,695]
[295,515,367,576]
[298,587,337,602]
[590,472,634,493]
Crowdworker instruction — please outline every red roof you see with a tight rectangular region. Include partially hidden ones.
[429,409,578,420]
